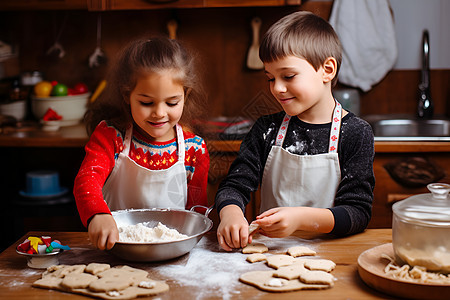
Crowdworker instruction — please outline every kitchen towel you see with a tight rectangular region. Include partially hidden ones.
[329,0,398,92]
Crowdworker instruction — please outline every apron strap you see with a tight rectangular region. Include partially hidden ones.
[122,125,133,156]
[328,101,342,153]
[275,115,291,147]
[275,100,343,152]
[175,124,185,162]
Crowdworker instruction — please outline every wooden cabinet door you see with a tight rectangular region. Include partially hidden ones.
[203,0,301,7]
[106,0,203,10]
[370,153,450,229]
[0,0,88,10]
[92,0,301,11]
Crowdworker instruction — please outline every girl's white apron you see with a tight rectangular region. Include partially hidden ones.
[260,102,342,213]
[103,124,187,211]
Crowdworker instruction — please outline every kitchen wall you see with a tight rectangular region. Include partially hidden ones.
[390,0,450,70]
[0,1,449,119]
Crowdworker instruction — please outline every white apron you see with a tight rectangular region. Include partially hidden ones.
[260,102,342,213]
[103,124,188,211]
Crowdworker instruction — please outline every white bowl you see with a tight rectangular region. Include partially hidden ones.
[32,93,90,126]
[0,100,26,120]
[40,120,61,132]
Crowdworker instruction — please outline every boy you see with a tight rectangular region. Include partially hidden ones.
[215,11,375,251]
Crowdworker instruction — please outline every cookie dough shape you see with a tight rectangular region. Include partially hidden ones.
[85,263,111,275]
[266,254,296,269]
[240,271,330,292]
[42,264,87,278]
[273,262,307,280]
[246,253,267,263]
[287,246,316,257]
[61,273,98,289]
[242,243,268,254]
[97,265,148,284]
[248,223,260,235]
[304,259,336,272]
[298,269,335,286]
[74,284,170,300]
[32,276,63,289]
[33,264,170,300]
[89,276,134,292]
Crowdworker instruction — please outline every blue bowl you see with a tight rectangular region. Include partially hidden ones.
[19,170,67,199]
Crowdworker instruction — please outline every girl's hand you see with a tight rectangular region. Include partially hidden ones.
[88,214,119,250]
[217,205,250,251]
[254,207,302,238]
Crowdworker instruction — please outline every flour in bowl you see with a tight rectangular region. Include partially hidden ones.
[118,222,189,243]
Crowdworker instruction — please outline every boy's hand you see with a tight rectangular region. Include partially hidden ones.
[254,207,302,238]
[255,207,335,237]
[88,214,119,250]
[217,205,250,251]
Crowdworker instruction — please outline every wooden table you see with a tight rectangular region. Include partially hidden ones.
[0,229,395,299]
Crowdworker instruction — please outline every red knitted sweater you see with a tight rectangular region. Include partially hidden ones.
[74,121,209,227]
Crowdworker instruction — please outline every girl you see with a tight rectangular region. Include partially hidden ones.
[74,37,210,250]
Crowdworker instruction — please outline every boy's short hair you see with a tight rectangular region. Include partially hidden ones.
[259,11,342,86]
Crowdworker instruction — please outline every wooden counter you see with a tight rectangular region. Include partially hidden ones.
[0,124,89,148]
[0,229,394,299]
[2,124,450,153]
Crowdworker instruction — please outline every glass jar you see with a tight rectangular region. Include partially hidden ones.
[20,71,43,87]
[392,183,450,273]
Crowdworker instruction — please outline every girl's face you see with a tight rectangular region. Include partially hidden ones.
[129,70,185,142]
[264,55,334,123]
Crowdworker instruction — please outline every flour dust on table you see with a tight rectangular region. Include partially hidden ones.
[155,234,321,299]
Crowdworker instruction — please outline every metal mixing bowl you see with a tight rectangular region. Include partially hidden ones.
[109,207,213,262]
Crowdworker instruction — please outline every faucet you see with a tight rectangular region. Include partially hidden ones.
[417,29,434,119]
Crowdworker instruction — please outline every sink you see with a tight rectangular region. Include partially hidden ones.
[363,115,450,141]
[373,119,450,137]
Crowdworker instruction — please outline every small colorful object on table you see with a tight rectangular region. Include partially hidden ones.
[41,108,63,131]
[16,236,71,269]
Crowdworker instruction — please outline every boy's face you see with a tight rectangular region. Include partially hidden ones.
[264,56,332,122]
[129,70,185,142]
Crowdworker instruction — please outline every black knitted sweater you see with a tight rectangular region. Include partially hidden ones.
[215,111,375,236]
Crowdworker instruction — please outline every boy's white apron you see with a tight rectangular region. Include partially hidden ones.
[260,102,342,213]
[103,124,187,211]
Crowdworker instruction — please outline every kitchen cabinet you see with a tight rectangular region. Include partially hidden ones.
[0,0,301,11]
[0,0,88,10]
[102,0,203,10]
[370,142,450,228]
[99,0,301,11]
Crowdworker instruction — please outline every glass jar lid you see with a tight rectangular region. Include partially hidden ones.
[392,183,450,226]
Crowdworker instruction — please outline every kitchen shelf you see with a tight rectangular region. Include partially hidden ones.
[2,124,450,153]
[0,0,301,11]
[0,0,88,11]
[0,124,89,148]
[98,0,301,11]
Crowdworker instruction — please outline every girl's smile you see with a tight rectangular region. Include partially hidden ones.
[148,121,167,127]
[129,69,185,142]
